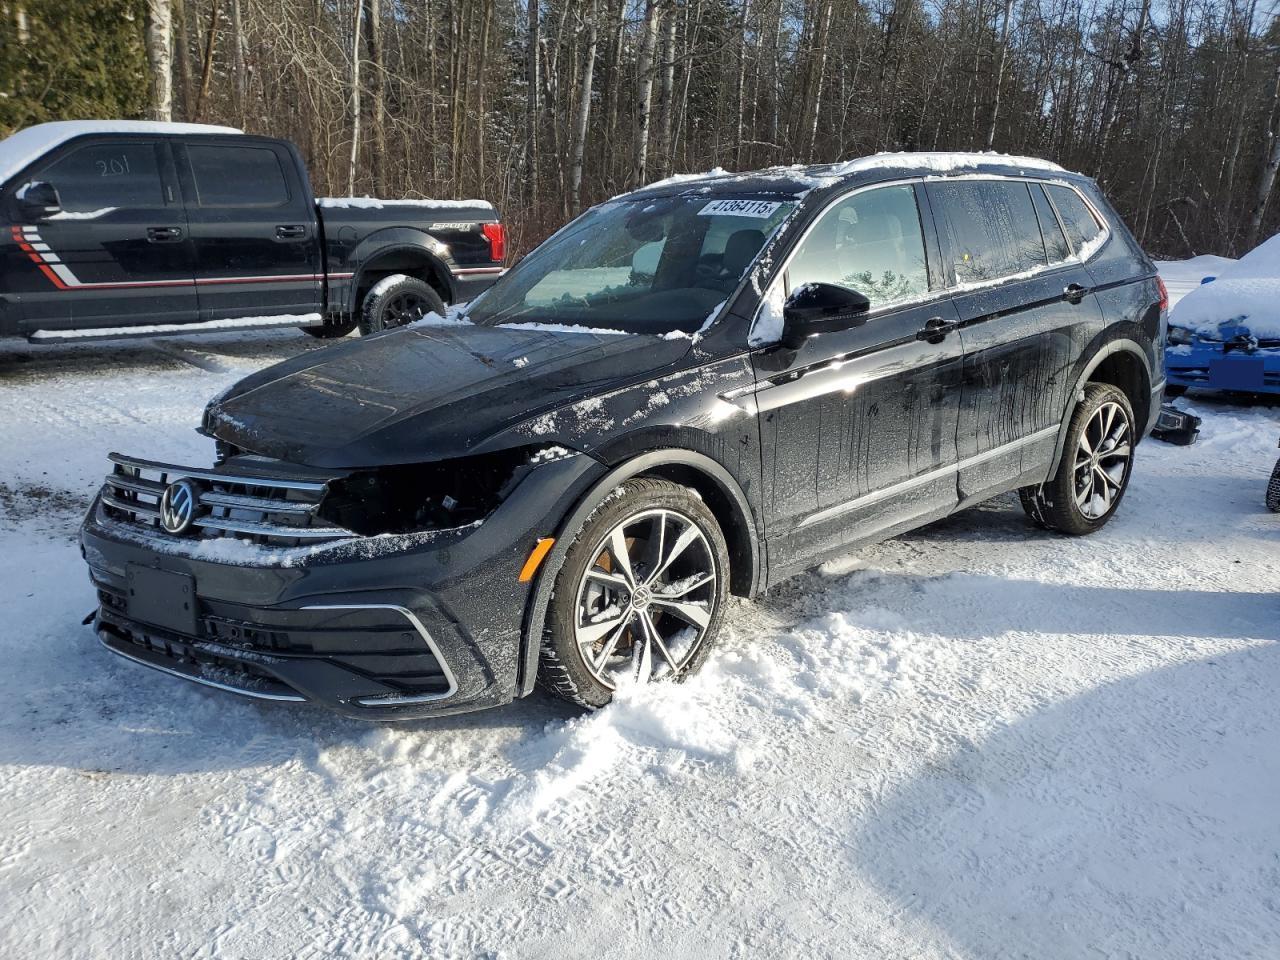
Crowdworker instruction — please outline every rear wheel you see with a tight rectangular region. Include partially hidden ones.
[1019,383,1136,535]
[359,274,445,336]
[539,478,730,709]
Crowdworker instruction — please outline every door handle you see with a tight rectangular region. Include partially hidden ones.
[146,226,183,242]
[275,224,308,240]
[916,316,961,344]
[1063,283,1089,304]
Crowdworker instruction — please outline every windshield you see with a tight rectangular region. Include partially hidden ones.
[468,195,797,335]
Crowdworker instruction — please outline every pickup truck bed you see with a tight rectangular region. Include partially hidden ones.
[0,121,505,341]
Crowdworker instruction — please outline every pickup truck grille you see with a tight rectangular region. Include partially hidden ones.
[101,453,354,547]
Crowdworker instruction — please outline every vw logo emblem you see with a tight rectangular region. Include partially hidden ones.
[159,479,200,535]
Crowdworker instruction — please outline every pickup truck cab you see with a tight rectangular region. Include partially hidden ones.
[0,121,505,342]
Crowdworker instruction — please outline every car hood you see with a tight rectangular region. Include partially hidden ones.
[204,323,692,467]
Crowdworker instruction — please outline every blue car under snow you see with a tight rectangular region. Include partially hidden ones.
[1164,234,1280,396]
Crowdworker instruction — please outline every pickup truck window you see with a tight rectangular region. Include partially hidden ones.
[36,140,164,212]
[187,144,290,207]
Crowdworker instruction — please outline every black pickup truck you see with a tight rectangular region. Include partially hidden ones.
[0,121,505,342]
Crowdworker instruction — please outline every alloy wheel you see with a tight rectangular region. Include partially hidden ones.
[1073,400,1132,520]
[385,292,430,326]
[572,508,718,689]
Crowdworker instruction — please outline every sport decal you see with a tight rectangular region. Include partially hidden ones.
[10,226,353,290]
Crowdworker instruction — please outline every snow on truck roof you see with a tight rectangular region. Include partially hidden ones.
[0,120,241,186]
[632,151,1071,198]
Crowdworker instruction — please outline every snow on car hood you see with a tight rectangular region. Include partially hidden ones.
[203,323,692,468]
[1169,233,1280,339]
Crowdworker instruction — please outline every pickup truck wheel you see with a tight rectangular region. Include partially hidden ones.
[359,274,445,335]
[301,316,359,339]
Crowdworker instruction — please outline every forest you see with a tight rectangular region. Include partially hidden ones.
[2,0,1278,257]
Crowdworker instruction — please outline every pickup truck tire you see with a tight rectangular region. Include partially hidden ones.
[301,317,359,339]
[359,274,445,336]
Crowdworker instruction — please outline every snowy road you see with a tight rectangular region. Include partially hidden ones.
[1,333,1277,959]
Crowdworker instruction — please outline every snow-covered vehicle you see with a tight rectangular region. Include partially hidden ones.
[80,153,1166,719]
[1165,235,1280,396]
[0,121,505,342]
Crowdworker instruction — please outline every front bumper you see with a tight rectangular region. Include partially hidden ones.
[81,451,603,720]
[1166,342,1280,394]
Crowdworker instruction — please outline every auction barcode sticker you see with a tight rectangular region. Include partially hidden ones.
[698,199,782,218]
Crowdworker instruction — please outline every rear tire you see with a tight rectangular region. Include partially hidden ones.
[539,478,730,709]
[1019,383,1136,535]
[1267,457,1280,513]
[359,275,445,336]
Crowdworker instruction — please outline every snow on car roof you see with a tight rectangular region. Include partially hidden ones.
[633,151,1071,199]
[0,120,241,187]
[1169,232,1280,339]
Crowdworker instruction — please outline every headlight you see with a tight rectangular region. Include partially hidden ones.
[1167,325,1194,346]
[317,445,574,536]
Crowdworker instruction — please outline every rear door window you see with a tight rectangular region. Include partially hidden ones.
[187,145,290,207]
[1030,184,1071,263]
[35,140,164,212]
[930,180,1048,284]
[787,184,930,310]
[1046,184,1103,254]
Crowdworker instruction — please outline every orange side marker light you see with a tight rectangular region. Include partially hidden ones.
[518,537,556,583]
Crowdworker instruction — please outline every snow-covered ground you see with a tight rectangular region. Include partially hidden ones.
[1,332,1277,959]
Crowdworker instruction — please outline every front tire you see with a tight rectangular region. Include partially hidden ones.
[1019,383,1136,535]
[359,274,445,336]
[539,478,730,709]
[1267,457,1280,513]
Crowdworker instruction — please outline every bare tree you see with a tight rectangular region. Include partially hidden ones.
[569,0,599,214]
[145,0,174,122]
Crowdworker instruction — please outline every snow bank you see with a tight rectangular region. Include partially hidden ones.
[0,120,240,187]
[1169,233,1280,338]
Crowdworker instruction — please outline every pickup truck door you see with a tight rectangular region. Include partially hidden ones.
[174,137,321,321]
[6,136,197,332]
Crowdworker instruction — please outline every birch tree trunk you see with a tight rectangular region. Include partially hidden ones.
[229,0,247,123]
[631,0,661,187]
[526,0,540,203]
[657,2,677,176]
[984,0,1015,149]
[364,0,386,193]
[569,0,599,214]
[146,0,174,122]
[1245,61,1280,251]
[193,1,218,121]
[347,0,363,195]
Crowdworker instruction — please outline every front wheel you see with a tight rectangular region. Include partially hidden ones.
[1020,383,1136,535]
[1267,457,1280,513]
[359,274,445,336]
[539,478,730,709]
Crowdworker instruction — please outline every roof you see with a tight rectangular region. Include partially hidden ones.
[625,151,1074,201]
[0,120,242,186]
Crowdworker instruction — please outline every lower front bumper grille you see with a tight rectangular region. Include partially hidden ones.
[95,587,458,712]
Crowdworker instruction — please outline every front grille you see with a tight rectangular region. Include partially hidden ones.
[101,452,354,547]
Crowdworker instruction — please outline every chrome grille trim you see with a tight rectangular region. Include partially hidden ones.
[108,452,329,492]
[100,452,355,547]
[194,516,352,539]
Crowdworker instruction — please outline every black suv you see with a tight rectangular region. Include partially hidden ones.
[80,153,1166,718]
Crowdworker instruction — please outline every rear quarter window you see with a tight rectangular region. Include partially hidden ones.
[930,180,1048,285]
[1046,184,1104,254]
[1030,184,1071,263]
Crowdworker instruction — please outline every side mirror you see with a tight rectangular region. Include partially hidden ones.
[16,180,62,219]
[781,282,870,347]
